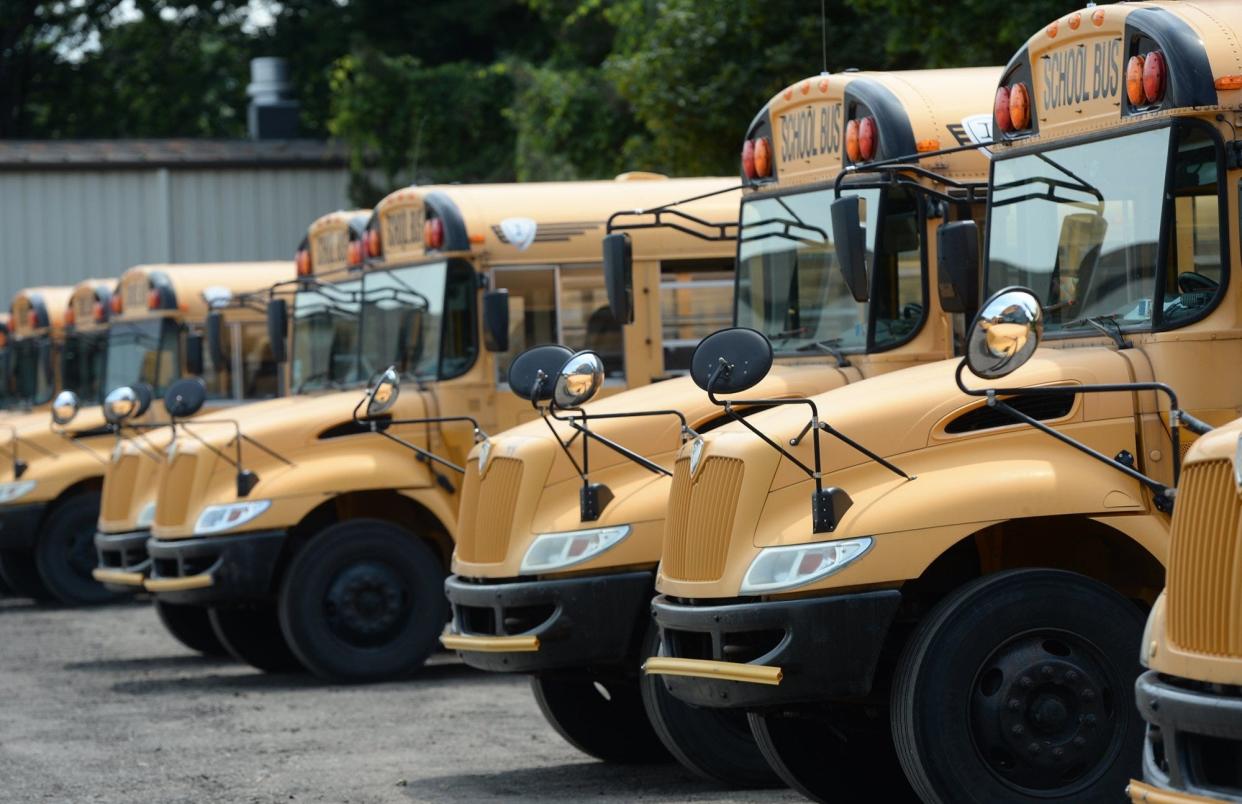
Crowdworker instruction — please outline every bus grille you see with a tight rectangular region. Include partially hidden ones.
[662,456,744,583]
[1167,459,1242,658]
[101,454,139,521]
[456,457,524,564]
[155,454,198,529]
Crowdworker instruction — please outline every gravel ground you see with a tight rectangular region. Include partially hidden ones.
[0,597,803,803]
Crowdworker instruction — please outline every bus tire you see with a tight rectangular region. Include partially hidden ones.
[891,568,1145,804]
[277,520,446,683]
[208,604,302,673]
[33,492,118,606]
[639,624,777,787]
[531,672,671,764]
[155,600,227,657]
[0,549,54,601]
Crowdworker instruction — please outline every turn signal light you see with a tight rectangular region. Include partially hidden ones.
[741,138,756,179]
[753,137,772,178]
[365,228,382,258]
[424,217,445,250]
[1215,75,1242,90]
[296,248,311,276]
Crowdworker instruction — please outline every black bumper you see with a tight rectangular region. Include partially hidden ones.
[93,529,151,592]
[146,529,286,605]
[650,589,902,709]
[1136,670,1242,801]
[444,570,653,673]
[0,502,45,550]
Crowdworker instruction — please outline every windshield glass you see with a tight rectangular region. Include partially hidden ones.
[291,277,363,392]
[104,318,180,395]
[61,331,108,403]
[12,336,52,406]
[736,184,924,353]
[985,124,1223,333]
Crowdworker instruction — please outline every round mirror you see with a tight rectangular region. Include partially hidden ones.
[508,344,574,402]
[690,328,773,394]
[553,351,605,409]
[366,367,401,417]
[163,377,207,419]
[132,383,154,419]
[103,386,140,424]
[51,390,80,426]
[965,287,1044,380]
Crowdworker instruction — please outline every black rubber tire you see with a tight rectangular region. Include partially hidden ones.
[0,549,54,601]
[532,672,672,764]
[639,624,777,787]
[749,707,915,803]
[277,519,447,683]
[155,600,228,657]
[34,492,118,606]
[890,569,1146,804]
[208,605,303,673]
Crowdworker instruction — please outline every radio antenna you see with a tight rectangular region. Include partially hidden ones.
[821,0,828,73]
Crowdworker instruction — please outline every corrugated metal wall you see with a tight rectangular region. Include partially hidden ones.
[0,167,350,299]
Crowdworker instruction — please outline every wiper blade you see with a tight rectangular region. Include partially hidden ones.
[1063,315,1132,349]
[794,337,850,367]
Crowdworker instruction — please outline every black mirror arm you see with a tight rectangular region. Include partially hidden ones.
[46,422,110,466]
[606,182,744,241]
[383,415,489,443]
[544,404,674,477]
[372,429,465,475]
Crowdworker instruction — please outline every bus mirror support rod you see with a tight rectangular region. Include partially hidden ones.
[604,182,744,241]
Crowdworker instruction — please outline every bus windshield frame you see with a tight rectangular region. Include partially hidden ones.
[104,318,181,397]
[60,330,109,404]
[12,335,53,407]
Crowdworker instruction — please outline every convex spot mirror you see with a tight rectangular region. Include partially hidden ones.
[508,344,573,402]
[51,390,80,426]
[103,384,153,424]
[829,197,870,303]
[965,287,1044,380]
[553,350,605,409]
[602,233,635,325]
[164,377,207,419]
[366,367,400,417]
[690,327,774,394]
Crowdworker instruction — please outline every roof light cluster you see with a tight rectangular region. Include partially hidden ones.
[296,246,312,277]
[424,217,445,250]
[347,236,364,267]
[366,227,382,259]
[845,116,878,162]
[740,136,772,181]
[1126,50,1166,108]
[994,81,1031,135]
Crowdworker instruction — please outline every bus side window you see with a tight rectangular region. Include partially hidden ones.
[238,322,279,400]
[660,259,733,374]
[1163,126,1222,326]
[559,265,623,380]
[492,267,557,384]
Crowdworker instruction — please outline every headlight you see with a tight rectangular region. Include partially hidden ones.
[135,501,156,529]
[0,480,36,505]
[519,525,631,573]
[740,537,872,595]
[193,500,271,535]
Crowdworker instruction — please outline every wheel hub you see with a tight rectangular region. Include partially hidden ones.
[323,561,409,647]
[971,633,1117,793]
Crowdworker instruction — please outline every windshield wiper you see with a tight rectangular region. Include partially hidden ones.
[795,337,851,367]
[1063,314,1132,349]
[295,371,349,394]
[768,326,808,348]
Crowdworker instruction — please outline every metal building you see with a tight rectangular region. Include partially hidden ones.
[0,138,351,301]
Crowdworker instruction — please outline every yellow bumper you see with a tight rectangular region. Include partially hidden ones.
[642,656,783,686]
[143,574,214,593]
[440,633,540,653]
[91,568,145,587]
[1128,780,1227,803]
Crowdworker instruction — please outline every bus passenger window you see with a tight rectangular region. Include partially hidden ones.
[238,322,279,399]
[660,260,732,374]
[559,266,623,380]
[492,268,557,384]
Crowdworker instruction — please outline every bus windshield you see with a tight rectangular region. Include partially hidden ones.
[12,336,52,406]
[61,331,108,404]
[736,184,924,354]
[291,277,362,392]
[104,318,180,396]
[985,123,1223,334]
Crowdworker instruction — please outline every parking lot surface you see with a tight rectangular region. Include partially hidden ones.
[0,598,802,803]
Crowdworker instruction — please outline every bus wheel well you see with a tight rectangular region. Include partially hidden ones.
[277,491,453,588]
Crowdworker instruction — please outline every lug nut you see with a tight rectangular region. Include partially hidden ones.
[1020,676,1034,688]
[1081,689,1096,702]
[1085,714,1097,726]
[1011,724,1025,735]
[1041,665,1055,677]
[1066,670,1080,683]
[1073,736,1086,747]
[1028,742,1040,754]
[1008,699,1022,711]
[1053,747,1065,759]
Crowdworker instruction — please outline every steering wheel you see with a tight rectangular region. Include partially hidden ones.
[1178,271,1218,294]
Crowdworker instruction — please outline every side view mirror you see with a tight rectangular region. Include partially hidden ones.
[482,290,510,353]
[964,287,1043,380]
[508,344,574,402]
[131,383,154,419]
[602,233,634,325]
[553,351,605,409]
[206,311,227,368]
[185,333,205,377]
[936,221,980,314]
[164,377,207,418]
[690,327,773,394]
[829,197,869,303]
[103,386,141,424]
[365,367,400,417]
[266,299,288,364]
[51,390,80,426]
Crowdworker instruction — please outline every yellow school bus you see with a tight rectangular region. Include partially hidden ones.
[440,67,999,781]
[89,261,290,649]
[138,178,739,682]
[641,3,1242,801]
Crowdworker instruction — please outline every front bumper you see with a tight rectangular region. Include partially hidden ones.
[92,529,151,592]
[443,570,652,673]
[647,589,902,709]
[1135,670,1242,803]
[0,502,45,550]
[144,529,287,605]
